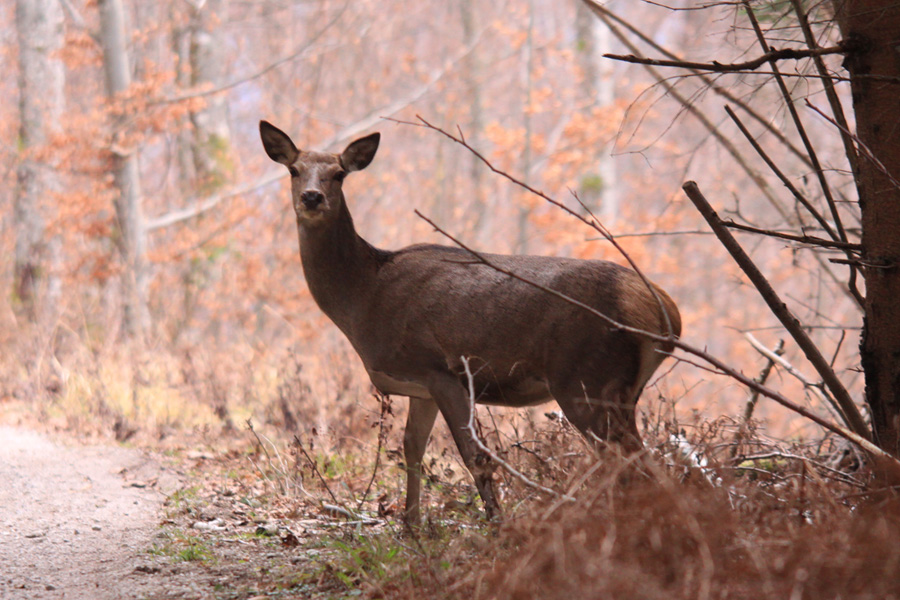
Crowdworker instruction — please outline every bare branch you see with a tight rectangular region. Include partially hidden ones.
[604,44,845,73]
[745,333,847,424]
[724,106,838,241]
[742,2,851,252]
[583,0,814,169]
[790,0,860,182]
[731,338,784,458]
[460,356,572,502]
[683,180,869,439]
[722,221,861,251]
[582,2,793,224]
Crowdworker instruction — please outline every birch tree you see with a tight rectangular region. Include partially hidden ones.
[15,0,65,320]
[99,0,148,335]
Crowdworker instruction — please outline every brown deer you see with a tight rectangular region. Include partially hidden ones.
[259,121,681,522]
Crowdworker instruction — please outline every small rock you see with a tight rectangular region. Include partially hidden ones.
[192,518,226,532]
[255,522,279,536]
[134,565,161,574]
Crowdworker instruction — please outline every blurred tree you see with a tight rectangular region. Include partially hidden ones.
[99,0,148,335]
[15,0,65,320]
[574,0,618,225]
[186,0,233,193]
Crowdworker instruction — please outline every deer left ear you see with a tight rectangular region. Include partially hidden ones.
[341,132,380,172]
[260,120,300,166]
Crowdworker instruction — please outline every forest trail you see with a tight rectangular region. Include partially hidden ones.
[0,426,179,599]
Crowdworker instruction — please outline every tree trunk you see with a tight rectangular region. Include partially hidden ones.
[15,0,65,320]
[98,0,149,336]
[833,0,900,455]
[575,0,619,226]
[188,0,233,193]
[460,0,488,242]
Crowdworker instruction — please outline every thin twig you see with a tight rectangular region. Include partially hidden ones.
[722,220,861,251]
[724,105,838,242]
[745,332,847,425]
[460,356,573,502]
[731,339,785,458]
[583,2,792,222]
[293,434,345,510]
[356,394,391,513]
[789,0,859,182]
[742,1,851,253]
[581,0,814,168]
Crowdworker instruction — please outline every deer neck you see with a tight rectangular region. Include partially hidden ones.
[297,201,380,327]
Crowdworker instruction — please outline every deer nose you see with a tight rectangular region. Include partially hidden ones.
[301,190,325,210]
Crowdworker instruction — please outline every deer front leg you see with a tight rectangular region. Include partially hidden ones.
[426,373,500,520]
[403,397,439,524]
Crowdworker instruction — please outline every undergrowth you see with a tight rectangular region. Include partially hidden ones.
[1,323,897,599]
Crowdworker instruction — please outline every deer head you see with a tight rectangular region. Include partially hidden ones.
[259,121,380,225]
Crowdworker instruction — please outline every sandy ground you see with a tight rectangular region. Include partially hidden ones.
[0,427,180,599]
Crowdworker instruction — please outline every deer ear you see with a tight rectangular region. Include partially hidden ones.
[341,132,380,172]
[260,121,300,166]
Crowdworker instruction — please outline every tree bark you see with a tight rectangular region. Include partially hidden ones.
[98,0,149,336]
[15,0,65,320]
[833,0,900,455]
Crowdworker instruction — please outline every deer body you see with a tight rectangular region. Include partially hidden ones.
[260,121,681,522]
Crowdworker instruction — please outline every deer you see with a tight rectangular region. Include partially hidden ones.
[259,120,681,523]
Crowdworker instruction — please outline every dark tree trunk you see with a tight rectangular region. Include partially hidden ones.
[833,0,900,455]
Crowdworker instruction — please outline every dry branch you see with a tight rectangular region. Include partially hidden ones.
[460,356,572,503]
[722,221,861,252]
[604,44,845,73]
[683,181,869,439]
[582,0,816,169]
[731,338,785,458]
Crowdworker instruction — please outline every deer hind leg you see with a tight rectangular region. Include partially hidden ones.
[553,379,643,453]
[403,397,439,524]
[426,372,500,520]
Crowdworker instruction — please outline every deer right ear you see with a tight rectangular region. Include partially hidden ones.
[341,132,380,172]
[260,121,300,166]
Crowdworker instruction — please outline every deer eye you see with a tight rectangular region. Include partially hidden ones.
[333,171,346,182]
[288,166,300,178]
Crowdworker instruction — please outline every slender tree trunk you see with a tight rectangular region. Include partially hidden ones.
[188,0,233,193]
[98,0,149,336]
[575,0,619,226]
[833,0,900,455]
[517,0,535,253]
[15,0,65,320]
[460,0,488,241]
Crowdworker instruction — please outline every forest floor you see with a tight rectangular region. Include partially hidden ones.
[0,425,182,599]
[4,400,900,600]
[0,418,434,600]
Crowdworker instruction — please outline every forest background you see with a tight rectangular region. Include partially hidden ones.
[4,0,897,596]
[5,0,845,439]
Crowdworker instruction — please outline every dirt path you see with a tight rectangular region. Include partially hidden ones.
[0,427,179,599]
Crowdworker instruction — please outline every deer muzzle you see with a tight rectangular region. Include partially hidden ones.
[300,190,325,210]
